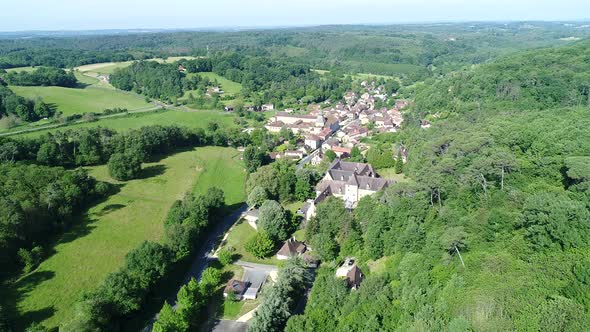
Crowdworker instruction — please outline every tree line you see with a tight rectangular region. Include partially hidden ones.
[62,188,225,331]
[0,85,54,122]
[3,67,78,87]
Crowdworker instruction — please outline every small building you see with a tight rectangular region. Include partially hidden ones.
[331,146,352,158]
[224,279,248,300]
[261,104,275,111]
[276,238,307,260]
[305,134,322,150]
[178,65,187,73]
[420,120,431,129]
[336,258,364,289]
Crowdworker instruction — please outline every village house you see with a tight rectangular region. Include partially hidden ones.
[336,258,364,289]
[276,238,319,268]
[305,134,322,150]
[223,279,248,300]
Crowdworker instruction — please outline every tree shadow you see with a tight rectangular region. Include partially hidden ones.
[138,164,167,179]
[73,82,91,89]
[1,270,56,330]
[94,203,126,217]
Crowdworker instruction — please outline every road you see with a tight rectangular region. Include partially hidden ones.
[143,204,248,331]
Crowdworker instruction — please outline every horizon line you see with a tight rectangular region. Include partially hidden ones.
[1,18,590,34]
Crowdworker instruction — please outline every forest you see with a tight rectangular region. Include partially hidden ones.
[284,40,590,332]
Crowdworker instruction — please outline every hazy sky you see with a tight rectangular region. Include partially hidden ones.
[1,0,589,31]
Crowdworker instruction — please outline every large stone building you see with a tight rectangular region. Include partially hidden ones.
[303,160,393,219]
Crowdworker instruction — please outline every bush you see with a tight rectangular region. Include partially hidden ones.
[108,152,142,181]
[218,247,234,266]
[245,232,275,259]
[18,246,43,273]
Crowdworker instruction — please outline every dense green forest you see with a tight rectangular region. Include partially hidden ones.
[286,40,590,332]
[2,22,589,78]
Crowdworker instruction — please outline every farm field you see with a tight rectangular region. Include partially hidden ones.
[6,146,246,330]
[17,109,237,138]
[8,71,152,116]
[75,56,198,75]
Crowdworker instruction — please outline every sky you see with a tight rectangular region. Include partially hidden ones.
[1,0,589,32]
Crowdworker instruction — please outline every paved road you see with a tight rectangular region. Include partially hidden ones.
[143,204,248,331]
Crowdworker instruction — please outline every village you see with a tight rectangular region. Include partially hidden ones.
[211,79,422,330]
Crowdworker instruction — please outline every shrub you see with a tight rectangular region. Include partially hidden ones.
[245,232,275,259]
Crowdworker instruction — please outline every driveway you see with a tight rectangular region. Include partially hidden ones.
[210,320,248,332]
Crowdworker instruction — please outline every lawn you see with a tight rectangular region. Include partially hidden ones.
[376,167,410,183]
[182,72,242,100]
[8,147,246,330]
[222,221,281,265]
[9,73,152,116]
[17,109,237,139]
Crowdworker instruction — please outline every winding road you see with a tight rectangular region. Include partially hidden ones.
[143,204,248,331]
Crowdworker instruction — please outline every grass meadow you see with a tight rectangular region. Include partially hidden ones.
[17,109,237,139]
[7,147,246,330]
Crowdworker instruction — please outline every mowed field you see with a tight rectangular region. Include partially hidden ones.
[8,73,152,116]
[8,146,246,329]
[75,56,199,75]
[18,109,237,139]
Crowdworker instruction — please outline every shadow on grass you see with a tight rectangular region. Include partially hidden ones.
[138,164,167,179]
[94,203,126,217]
[0,270,56,331]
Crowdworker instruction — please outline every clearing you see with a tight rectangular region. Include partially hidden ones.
[7,146,246,330]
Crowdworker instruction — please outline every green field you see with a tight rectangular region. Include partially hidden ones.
[7,146,246,329]
[182,72,243,101]
[75,56,198,75]
[17,109,237,139]
[8,71,152,116]
[5,66,37,73]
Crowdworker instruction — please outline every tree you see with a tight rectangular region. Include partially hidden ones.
[325,150,337,162]
[294,178,313,201]
[217,247,234,266]
[521,193,590,250]
[394,150,404,174]
[244,145,266,173]
[349,146,364,162]
[153,302,186,332]
[257,200,289,242]
[247,186,268,208]
[245,232,275,258]
[107,152,142,181]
